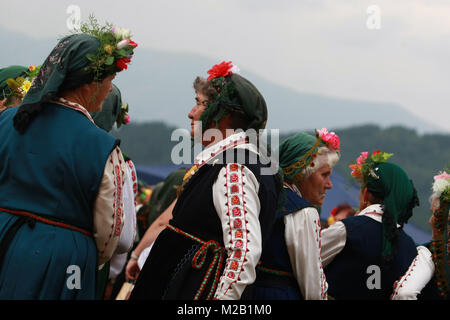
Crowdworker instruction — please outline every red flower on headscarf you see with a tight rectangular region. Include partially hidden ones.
[116,57,131,70]
[129,40,138,48]
[207,61,234,81]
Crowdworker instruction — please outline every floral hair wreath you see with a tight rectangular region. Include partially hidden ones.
[349,150,393,184]
[429,169,450,298]
[3,65,41,103]
[282,128,340,177]
[116,102,130,128]
[76,15,138,82]
[432,171,450,203]
[199,61,242,128]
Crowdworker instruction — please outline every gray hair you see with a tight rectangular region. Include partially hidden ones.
[295,146,340,182]
[193,76,218,102]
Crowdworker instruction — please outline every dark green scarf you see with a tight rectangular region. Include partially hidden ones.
[365,162,419,264]
[278,132,319,181]
[200,74,267,131]
[13,34,101,133]
[0,65,28,100]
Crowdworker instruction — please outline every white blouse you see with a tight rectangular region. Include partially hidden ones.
[194,132,263,300]
[390,245,435,300]
[283,184,328,300]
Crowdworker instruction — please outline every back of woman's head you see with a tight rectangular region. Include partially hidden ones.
[13,18,138,134]
[13,34,102,133]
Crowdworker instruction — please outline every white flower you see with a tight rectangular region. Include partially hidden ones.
[432,178,450,198]
[229,64,240,75]
[117,39,130,49]
[113,27,131,40]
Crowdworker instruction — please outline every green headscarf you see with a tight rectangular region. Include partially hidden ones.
[90,84,122,132]
[365,162,419,264]
[147,168,186,226]
[200,73,267,131]
[278,132,321,181]
[0,65,28,100]
[13,34,101,133]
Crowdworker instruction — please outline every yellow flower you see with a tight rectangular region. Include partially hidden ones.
[29,65,36,72]
[6,78,19,90]
[21,80,32,93]
[104,44,114,55]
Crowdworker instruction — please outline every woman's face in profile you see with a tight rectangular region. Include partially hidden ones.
[87,73,116,112]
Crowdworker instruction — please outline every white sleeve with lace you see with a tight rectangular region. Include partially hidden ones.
[212,163,261,300]
[114,160,137,254]
[320,221,347,267]
[284,207,328,300]
[391,246,435,300]
[93,146,126,266]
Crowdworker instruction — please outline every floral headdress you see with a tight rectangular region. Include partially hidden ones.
[116,102,130,128]
[3,65,41,103]
[349,150,393,184]
[282,128,340,178]
[432,171,450,202]
[76,15,138,82]
[429,170,450,298]
[199,61,241,129]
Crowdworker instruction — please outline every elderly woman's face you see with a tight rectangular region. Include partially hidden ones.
[86,74,116,112]
[188,92,208,138]
[298,164,333,206]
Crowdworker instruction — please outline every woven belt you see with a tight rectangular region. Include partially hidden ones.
[0,207,93,237]
[166,224,225,300]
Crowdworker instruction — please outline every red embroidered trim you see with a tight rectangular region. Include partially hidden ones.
[0,207,92,237]
[391,252,419,299]
[100,152,123,255]
[166,224,225,300]
[223,163,249,296]
[52,97,95,123]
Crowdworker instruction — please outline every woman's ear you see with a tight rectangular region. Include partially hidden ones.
[359,186,369,211]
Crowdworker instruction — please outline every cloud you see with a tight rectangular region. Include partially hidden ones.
[0,0,448,131]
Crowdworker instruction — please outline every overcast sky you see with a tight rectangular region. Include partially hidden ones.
[1,0,449,132]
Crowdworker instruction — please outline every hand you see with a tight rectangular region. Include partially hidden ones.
[125,257,140,281]
[0,99,7,112]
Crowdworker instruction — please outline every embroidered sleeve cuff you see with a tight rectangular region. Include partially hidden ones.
[212,164,261,300]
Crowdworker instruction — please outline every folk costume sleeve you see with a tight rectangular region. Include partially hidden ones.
[320,220,347,267]
[114,159,138,254]
[391,246,435,300]
[212,163,262,300]
[94,146,127,265]
[284,207,328,300]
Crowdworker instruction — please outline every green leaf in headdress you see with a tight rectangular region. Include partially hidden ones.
[104,56,114,65]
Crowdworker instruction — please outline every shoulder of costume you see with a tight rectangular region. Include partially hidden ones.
[279,188,314,216]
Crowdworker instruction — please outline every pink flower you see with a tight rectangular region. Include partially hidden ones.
[117,39,130,49]
[434,172,450,181]
[317,128,340,151]
[123,114,131,124]
[356,152,369,164]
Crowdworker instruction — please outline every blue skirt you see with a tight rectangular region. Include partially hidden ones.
[0,212,98,299]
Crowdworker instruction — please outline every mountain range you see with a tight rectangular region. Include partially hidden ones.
[0,25,443,133]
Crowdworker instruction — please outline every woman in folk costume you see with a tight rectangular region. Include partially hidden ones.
[130,61,282,300]
[242,129,340,300]
[321,151,419,299]
[391,170,449,300]
[0,65,39,111]
[90,84,138,299]
[0,18,137,299]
